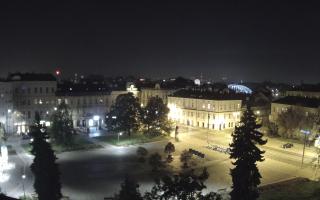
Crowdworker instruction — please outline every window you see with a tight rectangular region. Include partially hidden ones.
[52,88,55,93]
[39,87,42,94]
[46,87,49,93]
[34,88,38,94]
[28,111,31,119]
[27,88,31,94]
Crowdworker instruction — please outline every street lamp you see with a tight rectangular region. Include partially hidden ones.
[300,129,311,168]
[118,132,123,143]
[22,170,26,199]
[207,112,210,144]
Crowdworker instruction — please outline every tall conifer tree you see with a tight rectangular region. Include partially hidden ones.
[30,113,62,200]
[229,105,267,200]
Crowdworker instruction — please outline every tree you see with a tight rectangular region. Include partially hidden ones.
[265,121,278,137]
[148,153,163,172]
[164,142,175,162]
[229,106,267,200]
[144,168,221,200]
[106,93,141,136]
[136,146,148,163]
[114,175,143,200]
[180,150,192,168]
[141,96,172,136]
[30,113,62,200]
[276,107,304,138]
[50,101,74,145]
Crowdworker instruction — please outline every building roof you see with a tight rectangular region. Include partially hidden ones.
[7,73,56,82]
[170,88,245,100]
[56,81,111,96]
[288,84,320,92]
[273,96,320,108]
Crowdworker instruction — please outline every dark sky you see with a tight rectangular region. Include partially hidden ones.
[0,1,320,83]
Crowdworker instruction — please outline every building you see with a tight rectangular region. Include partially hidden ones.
[269,96,320,123]
[139,83,176,107]
[0,73,57,134]
[0,73,140,134]
[56,81,138,130]
[286,84,320,99]
[168,88,243,131]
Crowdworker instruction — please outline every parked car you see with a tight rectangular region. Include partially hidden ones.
[282,143,293,149]
[21,134,31,140]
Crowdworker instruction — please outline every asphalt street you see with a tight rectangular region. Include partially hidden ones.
[2,126,318,200]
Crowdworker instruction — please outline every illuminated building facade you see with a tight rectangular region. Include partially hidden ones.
[168,89,242,131]
[140,83,176,107]
[0,73,57,134]
[56,82,138,129]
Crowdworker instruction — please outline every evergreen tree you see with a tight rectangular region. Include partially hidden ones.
[30,113,62,200]
[141,96,172,136]
[114,175,143,200]
[229,106,267,200]
[50,101,74,145]
[106,93,141,136]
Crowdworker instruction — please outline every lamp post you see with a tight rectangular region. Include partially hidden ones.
[118,132,122,143]
[22,166,26,199]
[207,112,210,144]
[301,129,311,168]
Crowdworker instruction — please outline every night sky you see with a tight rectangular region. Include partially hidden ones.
[0,1,320,83]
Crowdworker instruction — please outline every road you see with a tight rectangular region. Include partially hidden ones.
[2,126,319,199]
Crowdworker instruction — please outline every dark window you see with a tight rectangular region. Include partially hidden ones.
[46,87,49,93]
[34,88,38,93]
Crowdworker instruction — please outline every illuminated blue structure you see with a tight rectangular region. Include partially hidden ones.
[228,84,252,94]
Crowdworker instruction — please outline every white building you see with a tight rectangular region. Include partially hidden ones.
[168,89,242,131]
[0,73,57,134]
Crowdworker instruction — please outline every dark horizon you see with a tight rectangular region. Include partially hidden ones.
[1,1,320,83]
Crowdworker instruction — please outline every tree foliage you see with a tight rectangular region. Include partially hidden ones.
[50,102,74,145]
[164,142,175,155]
[30,113,62,200]
[277,107,316,139]
[114,175,143,200]
[229,106,267,200]
[149,153,163,172]
[180,150,192,168]
[136,146,148,162]
[106,93,141,136]
[141,97,172,136]
[144,168,221,200]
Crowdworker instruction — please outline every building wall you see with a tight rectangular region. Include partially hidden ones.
[168,96,242,131]
[0,80,57,134]
[286,91,320,99]
[140,88,175,106]
[269,103,318,122]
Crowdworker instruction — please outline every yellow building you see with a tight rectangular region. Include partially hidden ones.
[140,83,176,107]
[168,89,242,131]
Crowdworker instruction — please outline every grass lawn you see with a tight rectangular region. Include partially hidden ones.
[260,178,320,200]
[96,133,169,146]
[22,135,102,154]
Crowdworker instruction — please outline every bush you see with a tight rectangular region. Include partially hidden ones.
[136,147,148,163]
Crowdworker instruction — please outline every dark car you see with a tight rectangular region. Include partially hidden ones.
[22,134,31,140]
[282,143,293,149]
